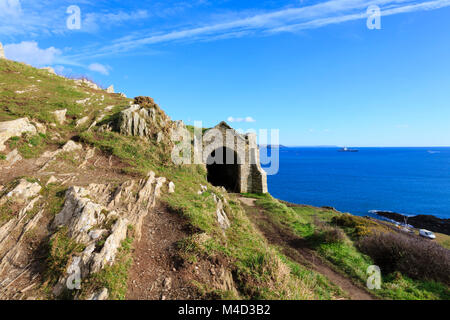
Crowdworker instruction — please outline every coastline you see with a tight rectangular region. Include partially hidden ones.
[279,199,450,236]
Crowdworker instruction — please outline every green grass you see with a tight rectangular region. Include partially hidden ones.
[251,196,450,300]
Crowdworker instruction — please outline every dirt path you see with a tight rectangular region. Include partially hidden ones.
[126,204,201,300]
[239,197,375,300]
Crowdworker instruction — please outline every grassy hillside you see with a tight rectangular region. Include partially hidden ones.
[241,194,449,300]
[0,58,448,300]
[0,59,343,300]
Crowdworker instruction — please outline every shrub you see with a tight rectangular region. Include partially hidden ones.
[322,227,347,244]
[357,232,450,283]
[332,214,388,238]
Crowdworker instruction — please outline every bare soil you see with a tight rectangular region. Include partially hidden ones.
[126,204,203,300]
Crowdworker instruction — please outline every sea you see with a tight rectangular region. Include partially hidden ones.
[262,147,450,219]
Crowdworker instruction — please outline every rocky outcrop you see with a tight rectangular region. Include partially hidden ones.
[51,171,170,298]
[117,97,187,145]
[0,118,37,151]
[41,67,56,75]
[74,78,101,90]
[3,179,41,204]
[0,180,43,291]
[106,85,114,94]
[0,43,5,59]
[52,109,67,125]
[38,140,83,172]
[75,116,89,127]
[375,211,450,235]
[119,104,155,137]
[213,194,231,230]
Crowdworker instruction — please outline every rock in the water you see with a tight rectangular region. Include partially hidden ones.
[52,109,67,125]
[106,85,114,94]
[0,118,37,151]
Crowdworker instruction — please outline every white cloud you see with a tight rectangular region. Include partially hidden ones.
[88,63,111,75]
[82,10,150,33]
[228,116,256,123]
[4,41,61,66]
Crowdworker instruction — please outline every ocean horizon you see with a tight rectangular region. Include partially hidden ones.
[263,147,450,220]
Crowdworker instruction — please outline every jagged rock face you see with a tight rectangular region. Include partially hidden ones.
[0,118,37,151]
[74,78,101,90]
[106,85,114,94]
[119,104,155,137]
[213,194,231,230]
[52,171,169,299]
[117,96,188,145]
[3,179,41,204]
[0,180,43,283]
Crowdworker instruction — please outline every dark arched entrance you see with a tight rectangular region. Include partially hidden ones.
[207,147,240,192]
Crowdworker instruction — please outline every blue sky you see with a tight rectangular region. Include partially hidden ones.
[1,0,450,146]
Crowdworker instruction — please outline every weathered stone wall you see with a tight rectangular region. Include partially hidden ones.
[204,122,268,194]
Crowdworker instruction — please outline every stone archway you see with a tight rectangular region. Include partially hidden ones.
[206,147,241,192]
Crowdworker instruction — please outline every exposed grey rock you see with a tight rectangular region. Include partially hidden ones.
[76,116,89,127]
[46,176,59,185]
[61,140,82,152]
[6,179,41,203]
[52,109,67,125]
[0,42,4,59]
[51,171,172,298]
[88,288,109,300]
[213,194,231,230]
[4,149,22,167]
[90,217,128,273]
[53,186,108,243]
[41,67,56,75]
[74,79,100,90]
[33,122,46,134]
[119,104,155,137]
[106,85,114,94]
[0,118,37,151]
[168,182,175,193]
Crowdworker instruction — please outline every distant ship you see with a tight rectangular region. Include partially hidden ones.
[339,147,359,152]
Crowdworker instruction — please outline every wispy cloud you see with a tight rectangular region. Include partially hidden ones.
[66,0,450,60]
[228,116,256,123]
[3,0,450,70]
[88,63,111,75]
